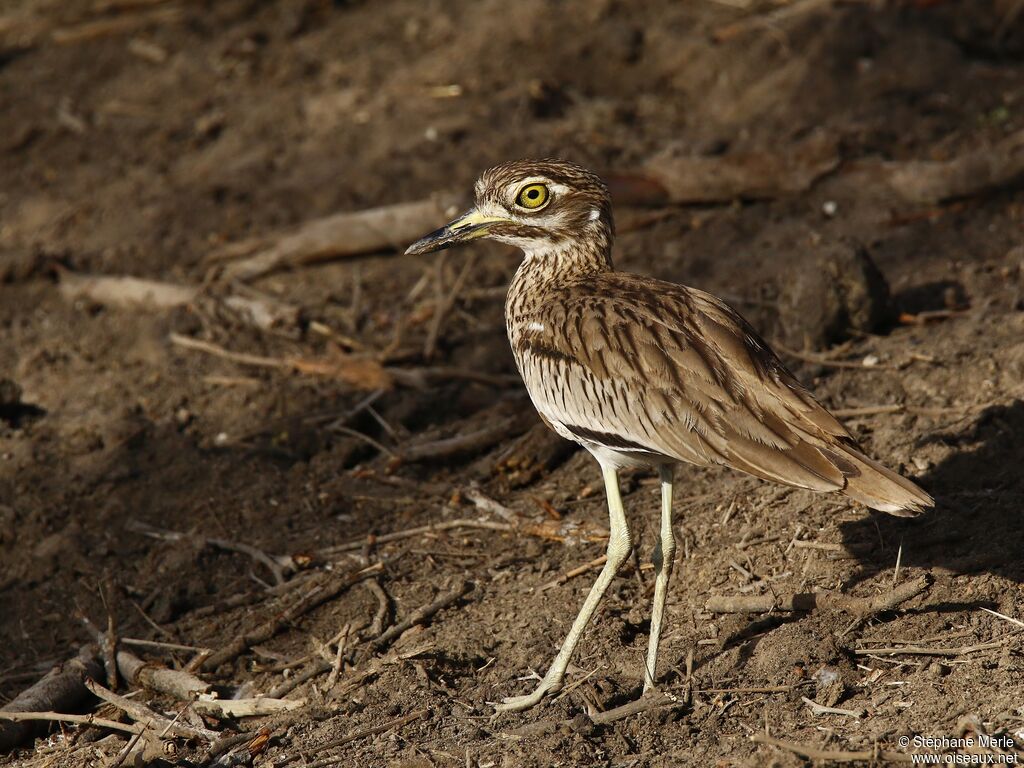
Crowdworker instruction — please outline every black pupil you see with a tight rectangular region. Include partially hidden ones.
[527,189,539,199]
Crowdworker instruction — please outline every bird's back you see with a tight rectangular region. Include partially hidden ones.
[506,266,933,516]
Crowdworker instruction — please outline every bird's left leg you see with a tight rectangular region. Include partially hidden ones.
[644,464,676,692]
[495,462,632,712]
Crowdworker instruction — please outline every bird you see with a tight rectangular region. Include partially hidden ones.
[405,158,933,713]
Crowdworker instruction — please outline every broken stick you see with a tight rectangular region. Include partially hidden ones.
[59,272,303,335]
[0,645,104,752]
[84,679,217,741]
[366,580,473,654]
[705,573,931,617]
[209,194,464,283]
[201,563,383,672]
[631,130,840,205]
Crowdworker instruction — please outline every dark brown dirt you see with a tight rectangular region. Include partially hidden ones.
[2,1,1024,766]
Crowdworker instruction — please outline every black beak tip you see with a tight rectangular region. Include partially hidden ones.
[405,225,451,257]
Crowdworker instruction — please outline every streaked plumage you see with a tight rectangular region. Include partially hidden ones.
[406,158,933,712]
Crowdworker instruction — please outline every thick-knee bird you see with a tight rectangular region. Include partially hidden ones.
[406,158,933,712]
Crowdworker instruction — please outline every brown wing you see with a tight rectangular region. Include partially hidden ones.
[513,273,932,513]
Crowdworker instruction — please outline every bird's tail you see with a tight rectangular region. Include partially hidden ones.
[833,445,934,517]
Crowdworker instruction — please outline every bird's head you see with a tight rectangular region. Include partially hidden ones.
[405,158,614,259]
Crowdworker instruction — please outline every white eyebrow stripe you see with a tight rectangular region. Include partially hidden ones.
[527,321,546,332]
[589,208,600,221]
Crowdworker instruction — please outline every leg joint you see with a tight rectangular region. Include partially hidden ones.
[607,536,633,567]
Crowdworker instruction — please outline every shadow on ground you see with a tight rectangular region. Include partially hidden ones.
[840,399,1024,585]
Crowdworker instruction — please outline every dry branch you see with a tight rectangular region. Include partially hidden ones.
[302,709,429,767]
[209,194,464,283]
[366,580,473,653]
[705,573,931,617]
[193,696,304,718]
[880,127,1024,205]
[633,131,840,204]
[84,679,217,741]
[752,733,913,763]
[0,710,143,737]
[51,7,182,44]
[318,515,608,556]
[127,519,296,586]
[400,415,530,462]
[853,637,1016,658]
[588,690,683,725]
[59,272,303,334]
[59,273,196,309]
[0,645,103,752]
[801,695,865,719]
[267,659,331,699]
[201,563,383,672]
[169,333,392,391]
[115,647,211,700]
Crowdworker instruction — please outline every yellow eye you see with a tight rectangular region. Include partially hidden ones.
[516,183,549,210]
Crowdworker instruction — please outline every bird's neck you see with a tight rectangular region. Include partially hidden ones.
[506,235,613,318]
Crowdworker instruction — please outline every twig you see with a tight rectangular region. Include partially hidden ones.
[127,519,295,585]
[99,583,119,691]
[51,6,182,44]
[801,695,865,718]
[775,343,898,371]
[831,404,905,418]
[300,709,430,767]
[851,637,1016,657]
[881,127,1024,205]
[193,696,304,718]
[366,580,473,654]
[119,637,211,655]
[109,721,148,768]
[699,683,808,694]
[59,272,303,334]
[84,679,217,741]
[981,607,1024,629]
[400,415,529,462]
[0,710,143,736]
[588,690,683,725]
[319,516,608,557]
[115,647,211,700]
[266,659,331,699]
[712,0,838,42]
[169,333,393,391]
[364,581,392,637]
[539,556,608,592]
[461,487,519,523]
[752,733,913,763]
[318,519,515,555]
[324,624,351,691]
[201,563,383,671]
[388,366,520,389]
[705,573,931,617]
[790,539,847,553]
[424,253,477,359]
[635,130,839,204]
[208,195,463,283]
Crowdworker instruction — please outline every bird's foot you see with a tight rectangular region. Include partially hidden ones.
[494,679,562,713]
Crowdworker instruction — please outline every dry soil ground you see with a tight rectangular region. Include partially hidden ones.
[2,1,1024,766]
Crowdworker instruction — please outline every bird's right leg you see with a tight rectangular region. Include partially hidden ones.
[644,464,676,692]
[496,462,632,712]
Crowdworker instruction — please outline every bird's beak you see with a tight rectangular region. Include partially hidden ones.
[404,208,506,256]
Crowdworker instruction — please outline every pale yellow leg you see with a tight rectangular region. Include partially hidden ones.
[644,465,676,692]
[496,462,632,712]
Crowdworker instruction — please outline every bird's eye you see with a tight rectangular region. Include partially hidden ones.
[515,183,550,210]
